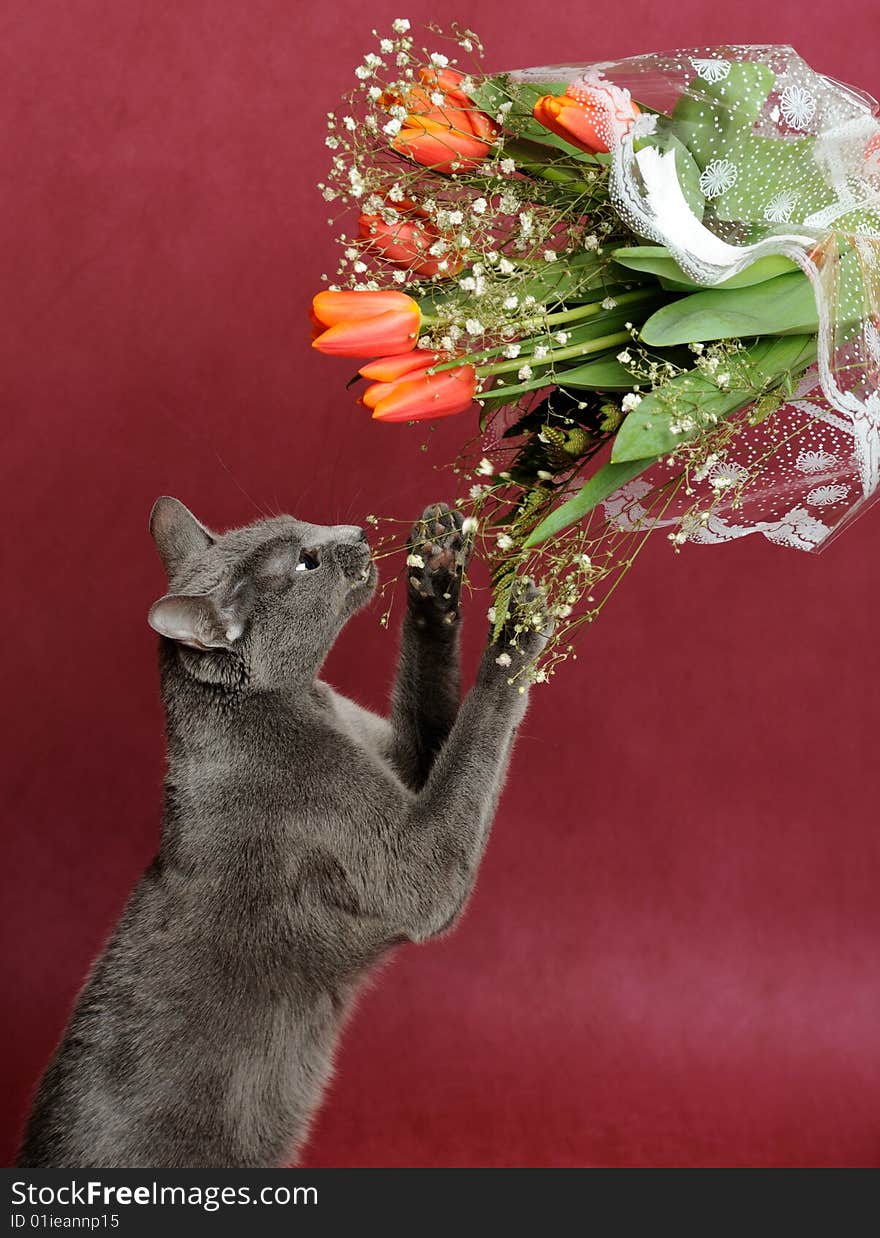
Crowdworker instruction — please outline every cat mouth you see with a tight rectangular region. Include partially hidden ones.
[349,560,377,589]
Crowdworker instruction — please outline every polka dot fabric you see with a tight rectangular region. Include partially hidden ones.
[512,47,880,549]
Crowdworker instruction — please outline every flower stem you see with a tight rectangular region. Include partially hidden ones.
[517,165,598,193]
[428,289,654,373]
[477,330,632,377]
[541,288,654,327]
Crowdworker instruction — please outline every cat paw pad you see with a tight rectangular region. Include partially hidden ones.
[407,503,472,623]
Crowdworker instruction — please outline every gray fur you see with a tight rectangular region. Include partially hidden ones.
[17,497,546,1168]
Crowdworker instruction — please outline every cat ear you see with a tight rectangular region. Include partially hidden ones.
[148,583,250,651]
[150,497,214,577]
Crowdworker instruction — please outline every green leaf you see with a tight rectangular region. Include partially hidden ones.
[610,334,817,462]
[639,272,817,345]
[420,254,630,320]
[554,355,638,390]
[512,253,623,306]
[489,564,518,640]
[499,135,600,170]
[820,236,873,328]
[612,245,797,289]
[711,133,831,223]
[477,305,661,400]
[612,377,752,461]
[468,75,566,116]
[556,303,661,341]
[671,61,776,169]
[524,457,658,546]
[689,60,776,124]
[657,276,705,291]
[556,346,694,391]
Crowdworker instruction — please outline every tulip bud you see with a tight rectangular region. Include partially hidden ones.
[384,67,499,174]
[358,213,462,278]
[533,75,640,154]
[359,350,444,382]
[311,290,421,357]
[393,116,496,174]
[418,66,473,107]
[362,360,477,422]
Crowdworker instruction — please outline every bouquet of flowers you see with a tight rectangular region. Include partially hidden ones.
[310,21,880,678]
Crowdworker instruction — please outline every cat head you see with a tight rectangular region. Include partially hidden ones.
[148,497,377,686]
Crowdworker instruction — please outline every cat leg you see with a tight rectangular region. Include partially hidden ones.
[385,584,551,941]
[387,503,471,791]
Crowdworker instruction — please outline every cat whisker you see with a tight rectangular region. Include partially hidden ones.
[213,455,274,520]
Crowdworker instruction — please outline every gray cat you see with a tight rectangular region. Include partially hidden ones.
[16,496,547,1169]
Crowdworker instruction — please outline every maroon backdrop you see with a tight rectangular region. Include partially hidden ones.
[3,0,880,1168]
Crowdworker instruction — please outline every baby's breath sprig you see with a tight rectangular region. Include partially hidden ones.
[313,24,834,681]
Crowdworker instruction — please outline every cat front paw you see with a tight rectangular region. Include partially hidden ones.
[406,502,472,628]
[486,580,554,682]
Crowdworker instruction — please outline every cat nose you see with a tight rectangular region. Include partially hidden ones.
[336,534,372,584]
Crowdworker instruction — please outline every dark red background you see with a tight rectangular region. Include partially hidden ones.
[3,0,880,1168]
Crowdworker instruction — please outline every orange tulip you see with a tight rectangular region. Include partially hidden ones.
[361,366,433,410]
[358,212,462,277]
[461,107,498,143]
[393,115,494,174]
[387,67,499,174]
[311,290,420,357]
[385,84,465,131]
[359,350,443,381]
[361,357,477,422]
[416,68,498,137]
[392,66,498,137]
[359,355,438,409]
[532,77,640,154]
[418,66,473,107]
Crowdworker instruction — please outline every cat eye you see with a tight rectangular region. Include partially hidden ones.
[295,550,320,572]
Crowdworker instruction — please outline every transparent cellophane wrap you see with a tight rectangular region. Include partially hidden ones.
[509,47,880,550]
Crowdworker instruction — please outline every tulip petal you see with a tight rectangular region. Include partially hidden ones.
[312,288,417,328]
[384,83,478,134]
[312,307,420,357]
[412,68,499,144]
[418,66,472,107]
[403,111,480,140]
[361,364,435,409]
[372,365,476,422]
[533,95,600,154]
[358,212,455,276]
[466,108,500,142]
[359,350,443,382]
[358,212,458,276]
[532,81,639,154]
[393,118,491,174]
